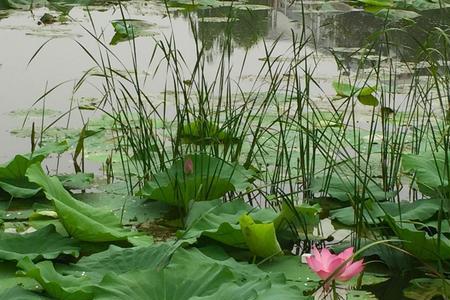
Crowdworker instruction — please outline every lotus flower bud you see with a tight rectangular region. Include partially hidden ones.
[184,158,193,175]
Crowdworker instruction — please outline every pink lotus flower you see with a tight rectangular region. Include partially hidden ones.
[306,247,364,283]
[184,158,194,175]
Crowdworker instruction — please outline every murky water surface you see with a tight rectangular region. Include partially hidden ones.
[1,0,450,162]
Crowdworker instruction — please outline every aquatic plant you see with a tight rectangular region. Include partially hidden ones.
[2,0,450,298]
[306,247,364,285]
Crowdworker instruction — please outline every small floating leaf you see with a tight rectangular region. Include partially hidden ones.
[357,94,379,106]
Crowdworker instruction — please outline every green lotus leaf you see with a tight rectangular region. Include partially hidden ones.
[17,257,95,300]
[331,198,443,226]
[385,215,450,261]
[347,290,378,299]
[66,243,176,280]
[403,151,450,197]
[0,224,79,261]
[310,176,392,202]
[93,247,311,300]
[110,19,156,45]
[93,261,235,300]
[179,199,277,248]
[0,261,41,295]
[273,203,320,234]
[403,278,450,300]
[179,199,250,247]
[357,94,379,107]
[239,214,282,258]
[58,173,94,190]
[26,164,139,242]
[0,286,52,300]
[0,155,44,199]
[171,247,265,280]
[332,81,376,98]
[139,154,253,207]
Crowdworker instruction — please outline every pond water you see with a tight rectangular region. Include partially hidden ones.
[1,1,450,299]
[2,0,450,164]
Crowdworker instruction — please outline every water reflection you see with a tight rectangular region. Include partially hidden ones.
[197,8,270,50]
[169,3,273,61]
[279,1,450,61]
[1,0,450,161]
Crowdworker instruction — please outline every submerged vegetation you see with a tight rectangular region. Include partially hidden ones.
[1,0,450,299]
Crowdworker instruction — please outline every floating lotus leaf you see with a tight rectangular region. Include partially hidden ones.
[0,224,79,262]
[26,164,139,242]
[139,154,253,208]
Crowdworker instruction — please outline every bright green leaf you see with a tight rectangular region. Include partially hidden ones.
[0,225,79,262]
[26,164,139,242]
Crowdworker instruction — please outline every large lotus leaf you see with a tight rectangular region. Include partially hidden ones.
[93,262,235,299]
[0,141,69,198]
[239,214,282,258]
[258,255,318,283]
[358,239,417,271]
[74,192,170,225]
[66,243,175,280]
[331,198,443,226]
[179,199,276,248]
[30,140,70,158]
[0,286,52,300]
[273,203,320,234]
[179,199,250,247]
[422,219,450,233]
[0,224,79,261]
[184,199,251,226]
[0,261,41,295]
[139,154,254,207]
[403,151,450,197]
[188,280,270,300]
[259,255,386,288]
[17,257,95,300]
[171,247,265,280]
[189,279,310,300]
[58,173,94,190]
[385,215,450,260]
[0,155,44,198]
[310,176,392,202]
[26,164,138,242]
[93,247,310,300]
[0,197,49,221]
[393,198,447,221]
[254,284,311,300]
[403,278,450,300]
